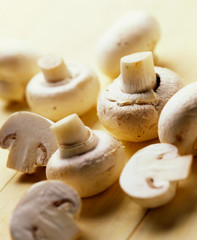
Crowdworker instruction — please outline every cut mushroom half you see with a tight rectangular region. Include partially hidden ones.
[0,111,58,173]
[120,143,192,208]
[10,180,81,240]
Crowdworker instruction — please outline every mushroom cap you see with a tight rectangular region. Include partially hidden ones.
[26,63,100,121]
[0,111,58,173]
[46,130,125,197]
[159,81,197,155]
[10,180,81,240]
[96,10,160,78]
[120,143,192,208]
[97,66,183,142]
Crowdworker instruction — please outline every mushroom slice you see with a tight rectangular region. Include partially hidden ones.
[0,111,58,173]
[120,143,192,208]
[10,180,81,240]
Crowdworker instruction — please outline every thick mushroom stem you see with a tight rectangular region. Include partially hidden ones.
[38,55,71,83]
[120,51,156,94]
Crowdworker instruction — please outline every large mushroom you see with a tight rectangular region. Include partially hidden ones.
[0,111,58,173]
[97,51,183,142]
[10,180,81,240]
[26,55,100,121]
[46,114,125,197]
[120,143,192,208]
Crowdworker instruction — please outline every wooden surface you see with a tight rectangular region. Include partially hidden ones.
[0,0,197,239]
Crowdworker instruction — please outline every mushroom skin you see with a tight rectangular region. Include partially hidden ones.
[26,56,100,121]
[120,143,192,208]
[10,180,81,240]
[0,111,58,173]
[159,82,197,155]
[96,10,160,78]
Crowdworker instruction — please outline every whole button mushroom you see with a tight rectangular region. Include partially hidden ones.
[0,111,58,173]
[97,51,183,142]
[46,113,125,197]
[0,38,40,101]
[10,180,81,240]
[26,55,100,121]
[159,81,197,155]
[120,143,192,208]
[96,10,160,78]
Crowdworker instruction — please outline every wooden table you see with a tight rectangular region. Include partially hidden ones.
[1,0,197,239]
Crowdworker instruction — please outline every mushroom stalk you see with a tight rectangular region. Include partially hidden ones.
[120,51,156,94]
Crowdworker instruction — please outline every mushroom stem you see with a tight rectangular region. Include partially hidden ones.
[38,55,71,83]
[120,51,156,94]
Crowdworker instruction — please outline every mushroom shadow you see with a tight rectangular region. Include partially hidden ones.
[80,106,99,129]
[2,100,30,114]
[17,167,47,184]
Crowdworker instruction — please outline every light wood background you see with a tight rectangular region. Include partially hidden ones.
[0,0,197,239]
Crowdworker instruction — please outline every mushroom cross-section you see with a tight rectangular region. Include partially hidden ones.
[0,111,58,173]
[46,113,125,197]
[120,143,192,208]
[26,55,100,121]
[10,180,81,240]
[97,51,183,142]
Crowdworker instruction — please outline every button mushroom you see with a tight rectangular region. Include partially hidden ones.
[26,55,100,121]
[10,180,81,240]
[96,10,160,78]
[120,143,192,208]
[97,51,183,142]
[0,111,58,173]
[159,81,197,155]
[0,38,40,101]
[46,113,125,197]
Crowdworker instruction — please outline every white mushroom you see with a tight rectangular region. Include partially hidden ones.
[120,143,192,208]
[97,52,183,142]
[0,111,58,173]
[96,10,160,78]
[26,55,100,121]
[10,180,81,240]
[159,81,197,155]
[46,114,125,197]
[0,38,40,101]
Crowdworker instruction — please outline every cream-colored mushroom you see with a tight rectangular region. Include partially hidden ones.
[159,81,197,155]
[26,55,100,121]
[10,180,81,240]
[0,111,58,173]
[120,143,192,208]
[96,10,160,78]
[46,114,125,197]
[0,38,40,101]
[97,51,183,142]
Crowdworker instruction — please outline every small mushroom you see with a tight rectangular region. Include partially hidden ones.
[159,81,197,155]
[120,143,192,208]
[46,113,125,197]
[0,111,58,173]
[10,180,81,240]
[0,38,40,101]
[26,55,100,121]
[97,51,183,142]
[96,10,160,78]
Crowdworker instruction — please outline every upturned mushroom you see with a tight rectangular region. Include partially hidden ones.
[159,81,197,155]
[120,143,192,208]
[97,51,183,142]
[0,38,40,101]
[0,111,58,173]
[96,10,160,78]
[26,55,100,121]
[46,113,125,197]
[10,180,81,240]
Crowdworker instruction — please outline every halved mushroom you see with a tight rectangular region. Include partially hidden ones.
[0,111,58,173]
[10,180,81,240]
[97,51,183,142]
[26,55,100,121]
[120,143,192,208]
[46,114,125,197]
